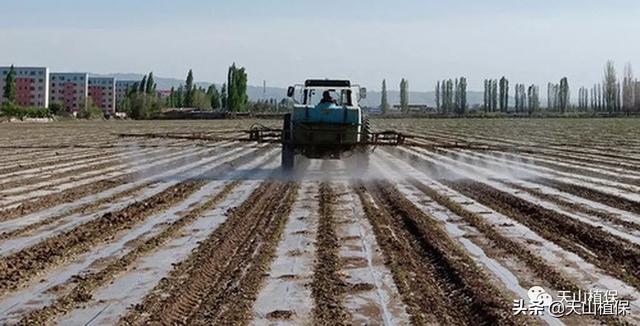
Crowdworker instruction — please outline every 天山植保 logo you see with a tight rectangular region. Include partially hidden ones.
[512,286,631,317]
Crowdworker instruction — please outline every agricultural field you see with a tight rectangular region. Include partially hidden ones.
[0,118,639,325]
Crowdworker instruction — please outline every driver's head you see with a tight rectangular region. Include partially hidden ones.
[322,90,332,99]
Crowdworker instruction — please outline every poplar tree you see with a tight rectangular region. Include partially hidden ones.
[399,78,409,113]
[434,81,440,113]
[558,77,569,114]
[499,77,509,112]
[139,75,147,93]
[221,84,227,110]
[491,80,498,112]
[176,86,184,108]
[459,77,467,115]
[208,84,221,110]
[3,65,16,103]
[381,79,390,114]
[603,60,617,113]
[483,79,489,112]
[622,63,634,114]
[168,86,176,107]
[227,63,248,112]
[184,69,195,107]
[527,85,539,115]
[146,72,155,95]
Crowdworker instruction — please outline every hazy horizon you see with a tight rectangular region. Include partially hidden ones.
[2,0,639,91]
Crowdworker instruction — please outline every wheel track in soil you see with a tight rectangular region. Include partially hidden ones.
[0,181,206,297]
[0,147,175,192]
[431,147,640,196]
[18,181,242,325]
[481,151,640,187]
[533,178,640,216]
[376,148,634,325]
[443,180,640,290]
[0,146,206,203]
[417,129,640,168]
[0,143,248,233]
[0,142,244,222]
[354,180,525,325]
[408,129,640,175]
[503,181,640,232]
[0,181,152,242]
[0,143,179,181]
[403,179,626,326]
[391,145,640,223]
[0,144,266,246]
[0,145,275,297]
[0,150,113,176]
[311,182,351,325]
[118,181,299,326]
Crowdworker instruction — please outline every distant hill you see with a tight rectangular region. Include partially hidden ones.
[94,73,487,107]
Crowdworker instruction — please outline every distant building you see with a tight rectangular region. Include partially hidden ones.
[115,80,138,108]
[49,73,88,113]
[156,89,171,100]
[88,77,116,114]
[0,66,49,108]
[392,104,436,113]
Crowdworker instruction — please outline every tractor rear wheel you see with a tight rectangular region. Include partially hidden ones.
[282,144,294,171]
[362,117,371,143]
[282,113,294,171]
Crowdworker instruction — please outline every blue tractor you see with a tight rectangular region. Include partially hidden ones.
[279,79,403,170]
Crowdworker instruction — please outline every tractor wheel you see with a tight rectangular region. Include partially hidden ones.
[281,113,294,171]
[362,117,371,143]
[282,144,295,171]
[282,113,292,142]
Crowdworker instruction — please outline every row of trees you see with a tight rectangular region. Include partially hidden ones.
[119,72,162,119]
[164,64,249,112]
[379,61,640,116]
[482,77,513,113]
[165,70,221,110]
[573,61,640,114]
[435,78,467,115]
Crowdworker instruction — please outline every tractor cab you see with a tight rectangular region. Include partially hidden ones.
[287,79,365,126]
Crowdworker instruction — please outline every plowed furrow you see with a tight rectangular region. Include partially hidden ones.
[534,178,640,215]
[19,182,241,325]
[119,181,298,326]
[0,151,111,176]
[0,177,129,223]
[355,180,522,325]
[503,181,640,232]
[406,179,582,293]
[0,182,151,242]
[311,183,350,325]
[0,181,206,297]
[0,145,226,221]
[0,148,168,193]
[446,180,640,289]
[491,152,640,186]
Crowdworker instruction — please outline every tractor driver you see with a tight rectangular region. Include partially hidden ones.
[320,90,337,104]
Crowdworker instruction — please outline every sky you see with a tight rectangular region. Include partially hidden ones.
[1,0,639,91]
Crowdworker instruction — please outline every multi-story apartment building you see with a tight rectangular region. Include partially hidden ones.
[49,73,88,113]
[88,77,116,114]
[0,66,49,107]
